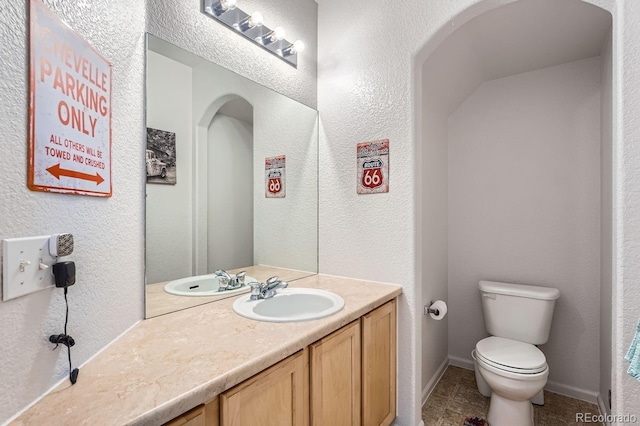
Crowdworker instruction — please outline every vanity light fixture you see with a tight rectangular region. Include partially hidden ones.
[201,0,303,68]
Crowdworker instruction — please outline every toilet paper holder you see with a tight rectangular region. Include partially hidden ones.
[424,300,440,316]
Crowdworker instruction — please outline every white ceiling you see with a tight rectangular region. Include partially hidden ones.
[422,0,612,115]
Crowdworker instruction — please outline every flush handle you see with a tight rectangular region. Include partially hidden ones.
[482,292,496,300]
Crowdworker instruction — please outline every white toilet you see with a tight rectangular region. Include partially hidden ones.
[472,280,560,426]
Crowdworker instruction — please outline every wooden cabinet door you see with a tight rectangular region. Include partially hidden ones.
[362,300,397,426]
[220,349,309,426]
[310,320,361,426]
[163,405,205,426]
[204,397,219,426]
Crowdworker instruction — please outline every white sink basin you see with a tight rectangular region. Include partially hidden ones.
[232,288,345,322]
[164,274,256,297]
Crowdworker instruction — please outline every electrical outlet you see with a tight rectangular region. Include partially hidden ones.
[2,236,56,301]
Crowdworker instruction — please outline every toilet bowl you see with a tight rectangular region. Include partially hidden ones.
[475,281,559,426]
[473,337,548,426]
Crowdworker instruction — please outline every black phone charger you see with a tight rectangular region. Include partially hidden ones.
[53,261,76,288]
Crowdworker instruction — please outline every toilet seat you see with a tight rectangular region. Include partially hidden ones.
[475,337,547,374]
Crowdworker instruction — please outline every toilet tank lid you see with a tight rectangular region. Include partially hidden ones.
[479,281,560,300]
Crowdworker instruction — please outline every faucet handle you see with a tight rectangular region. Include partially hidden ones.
[218,276,230,291]
[248,282,263,300]
[266,276,279,285]
[266,279,286,290]
[235,271,247,285]
[214,269,231,279]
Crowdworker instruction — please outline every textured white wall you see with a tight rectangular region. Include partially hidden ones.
[146,51,194,284]
[147,0,318,109]
[207,115,254,271]
[0,1,146,424]
[317,37,420,426]
[448,58,602,399]
[600,30,613,415]
[615,0,640,419]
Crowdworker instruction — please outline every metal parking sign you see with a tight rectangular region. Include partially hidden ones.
[28,0,112,197]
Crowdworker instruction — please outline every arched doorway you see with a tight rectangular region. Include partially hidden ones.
[416,0,614,422]
[207,97,254,272]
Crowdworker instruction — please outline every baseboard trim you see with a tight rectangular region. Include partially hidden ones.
[545,380,598,404]
[446,355,599,404]
[597,393,610,425]
[421,357,450,406]
[447,354,474,371]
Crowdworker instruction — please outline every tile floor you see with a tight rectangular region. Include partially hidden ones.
[421,366,603,426]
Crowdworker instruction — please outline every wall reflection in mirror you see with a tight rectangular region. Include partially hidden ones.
[145,34,318,318]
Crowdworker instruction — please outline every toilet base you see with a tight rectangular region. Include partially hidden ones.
[487,393,534,426]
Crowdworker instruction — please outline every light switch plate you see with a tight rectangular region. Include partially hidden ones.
[2,236,56,301]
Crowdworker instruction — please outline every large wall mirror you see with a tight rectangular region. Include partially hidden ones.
[145,34,318,318]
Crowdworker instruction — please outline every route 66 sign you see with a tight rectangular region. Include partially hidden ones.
[265,155,285,198]
[268,176,282,193]
[357,140,389,194]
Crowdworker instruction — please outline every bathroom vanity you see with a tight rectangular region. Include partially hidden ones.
[13,275,401,425]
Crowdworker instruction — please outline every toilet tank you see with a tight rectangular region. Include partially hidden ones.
[479,281,560,345]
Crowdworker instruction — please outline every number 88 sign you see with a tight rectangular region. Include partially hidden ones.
[357,140,389,194]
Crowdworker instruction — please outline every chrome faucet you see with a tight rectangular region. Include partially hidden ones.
[215,270,247,291]
[248,276,288,300]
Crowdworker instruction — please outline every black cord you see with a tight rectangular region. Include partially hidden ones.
[64,287,69,335]
[64,288,79,384]
[49,287,79,384]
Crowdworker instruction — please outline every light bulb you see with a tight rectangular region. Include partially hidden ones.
[292,40,305,53]
[273,26,286,41]
[248,11,263,27]
[212,0,237,15]
[238,11,264,31]
[282,40,305,56]
[222,0,237,10]
[262,26,286,45]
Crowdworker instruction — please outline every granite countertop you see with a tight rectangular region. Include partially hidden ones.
[13,274,402,426]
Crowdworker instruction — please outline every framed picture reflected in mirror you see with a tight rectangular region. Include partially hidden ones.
[146,127,176,185]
